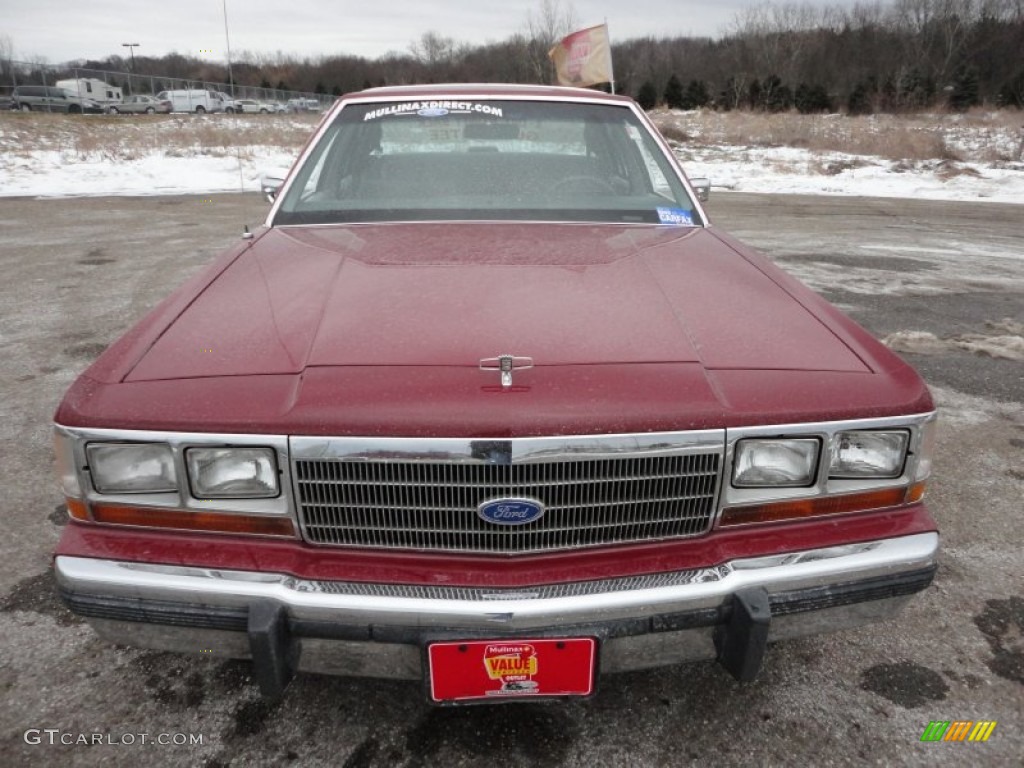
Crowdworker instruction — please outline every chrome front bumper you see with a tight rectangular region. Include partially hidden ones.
[55,532,938,697]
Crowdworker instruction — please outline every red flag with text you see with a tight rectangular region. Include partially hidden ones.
[548,24,613,88]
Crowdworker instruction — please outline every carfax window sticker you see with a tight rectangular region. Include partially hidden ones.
[364,102,504,121]
[656,207,695,226]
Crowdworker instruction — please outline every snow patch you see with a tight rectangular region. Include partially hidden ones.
[883,320,1024,361]
[930,385,1023,427]
[675,143,1024,204]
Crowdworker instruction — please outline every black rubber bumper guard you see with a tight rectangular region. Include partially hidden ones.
[60,565,937,700]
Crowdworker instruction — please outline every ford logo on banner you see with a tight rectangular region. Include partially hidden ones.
[478,498,545,526]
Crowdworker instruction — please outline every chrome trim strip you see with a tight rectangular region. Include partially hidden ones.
[289,430,724,464]
[272,219,702,230]
[55,532,938,631]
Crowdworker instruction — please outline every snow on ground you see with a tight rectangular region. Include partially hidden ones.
[674,143,1024,204]
[883,320,1024,362]
[0,112,1021,202]
[0,147,296,197]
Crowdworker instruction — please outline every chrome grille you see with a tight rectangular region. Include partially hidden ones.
[293,437,722,554]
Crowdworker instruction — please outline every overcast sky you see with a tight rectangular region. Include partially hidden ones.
[4,0,855,64]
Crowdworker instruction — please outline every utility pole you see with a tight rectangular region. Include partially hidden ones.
[122,42,139,96]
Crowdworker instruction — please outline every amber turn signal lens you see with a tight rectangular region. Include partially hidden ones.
[720,486,913,527]
[91,504,295,537]
[65,498,90,521]
[904,481,927,503]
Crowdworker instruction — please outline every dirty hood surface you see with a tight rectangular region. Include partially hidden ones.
[125,223,867,382]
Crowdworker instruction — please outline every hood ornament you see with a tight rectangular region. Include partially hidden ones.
[479,354,533,388]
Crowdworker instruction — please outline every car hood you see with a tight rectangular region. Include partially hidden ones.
[124,223,868,382]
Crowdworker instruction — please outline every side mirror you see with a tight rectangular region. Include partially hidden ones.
[690,178,711,203]
[259,170,288,203]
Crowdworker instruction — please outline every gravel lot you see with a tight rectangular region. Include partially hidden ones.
[1,192,1021,767]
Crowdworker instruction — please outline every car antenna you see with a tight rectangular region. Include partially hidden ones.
[232,110,249,228]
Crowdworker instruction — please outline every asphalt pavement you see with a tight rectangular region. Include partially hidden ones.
[0,192,1020,767]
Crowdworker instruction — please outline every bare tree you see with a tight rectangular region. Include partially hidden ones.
[0,35,15,87]
[409,31,461,68]
[524,0,578,83]
[730,2,823,84]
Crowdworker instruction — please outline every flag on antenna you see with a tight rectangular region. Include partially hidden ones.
[548,24,614,89]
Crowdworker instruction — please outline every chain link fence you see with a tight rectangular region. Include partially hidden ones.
[0,59,333,111]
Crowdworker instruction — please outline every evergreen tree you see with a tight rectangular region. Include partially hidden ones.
[795,83,811,113]
[314,81,327,95]
[880,75,897,111]
[920,74,937,108]
[682,79,709,109]
[847,82,872,114]
[998,68,1024,108]
[718,78,735,110]
[637,80,658,110]
[949,65,980,111]
[795,83,832,113]
[747,78,762,110]
[762,75,792,112]
[664,74,684,109]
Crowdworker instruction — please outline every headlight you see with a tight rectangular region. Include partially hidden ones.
[829,430,908,478]
[87,443,177,493]
[187,447,279,498]
[733,439,819,487]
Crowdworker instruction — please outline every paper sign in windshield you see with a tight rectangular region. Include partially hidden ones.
[656,207,695,226]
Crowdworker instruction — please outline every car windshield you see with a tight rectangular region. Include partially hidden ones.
[273,99,700,226]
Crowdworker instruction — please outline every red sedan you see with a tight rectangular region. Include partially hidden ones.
[52,84,938,704]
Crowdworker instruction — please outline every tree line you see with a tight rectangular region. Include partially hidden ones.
[622,0,1024,112]
[4,0,1023,113]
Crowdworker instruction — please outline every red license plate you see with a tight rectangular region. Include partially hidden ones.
[428,638,597,703]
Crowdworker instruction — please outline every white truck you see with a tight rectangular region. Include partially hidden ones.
[55,78,122,106]
[155,89,229,113]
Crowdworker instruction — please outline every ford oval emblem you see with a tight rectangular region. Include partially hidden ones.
[417,107,449,117]
[478,498,545,526]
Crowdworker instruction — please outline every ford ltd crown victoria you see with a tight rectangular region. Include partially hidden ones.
[53,84,939,704]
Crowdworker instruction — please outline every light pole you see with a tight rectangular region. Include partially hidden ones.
[222,0,235,98]
[122,42,139,96]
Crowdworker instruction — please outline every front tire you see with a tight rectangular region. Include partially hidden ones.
[107,106,120,114]
[145,107,155,114]
[225,106,234,114]
[20,103,31,112]
[68,104,81,114]
[195,105,206,114]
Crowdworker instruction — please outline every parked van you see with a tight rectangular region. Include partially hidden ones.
[9,85,104,113]
[55,78,122,106]
[155,89,228,113]
[286,97,323,113]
